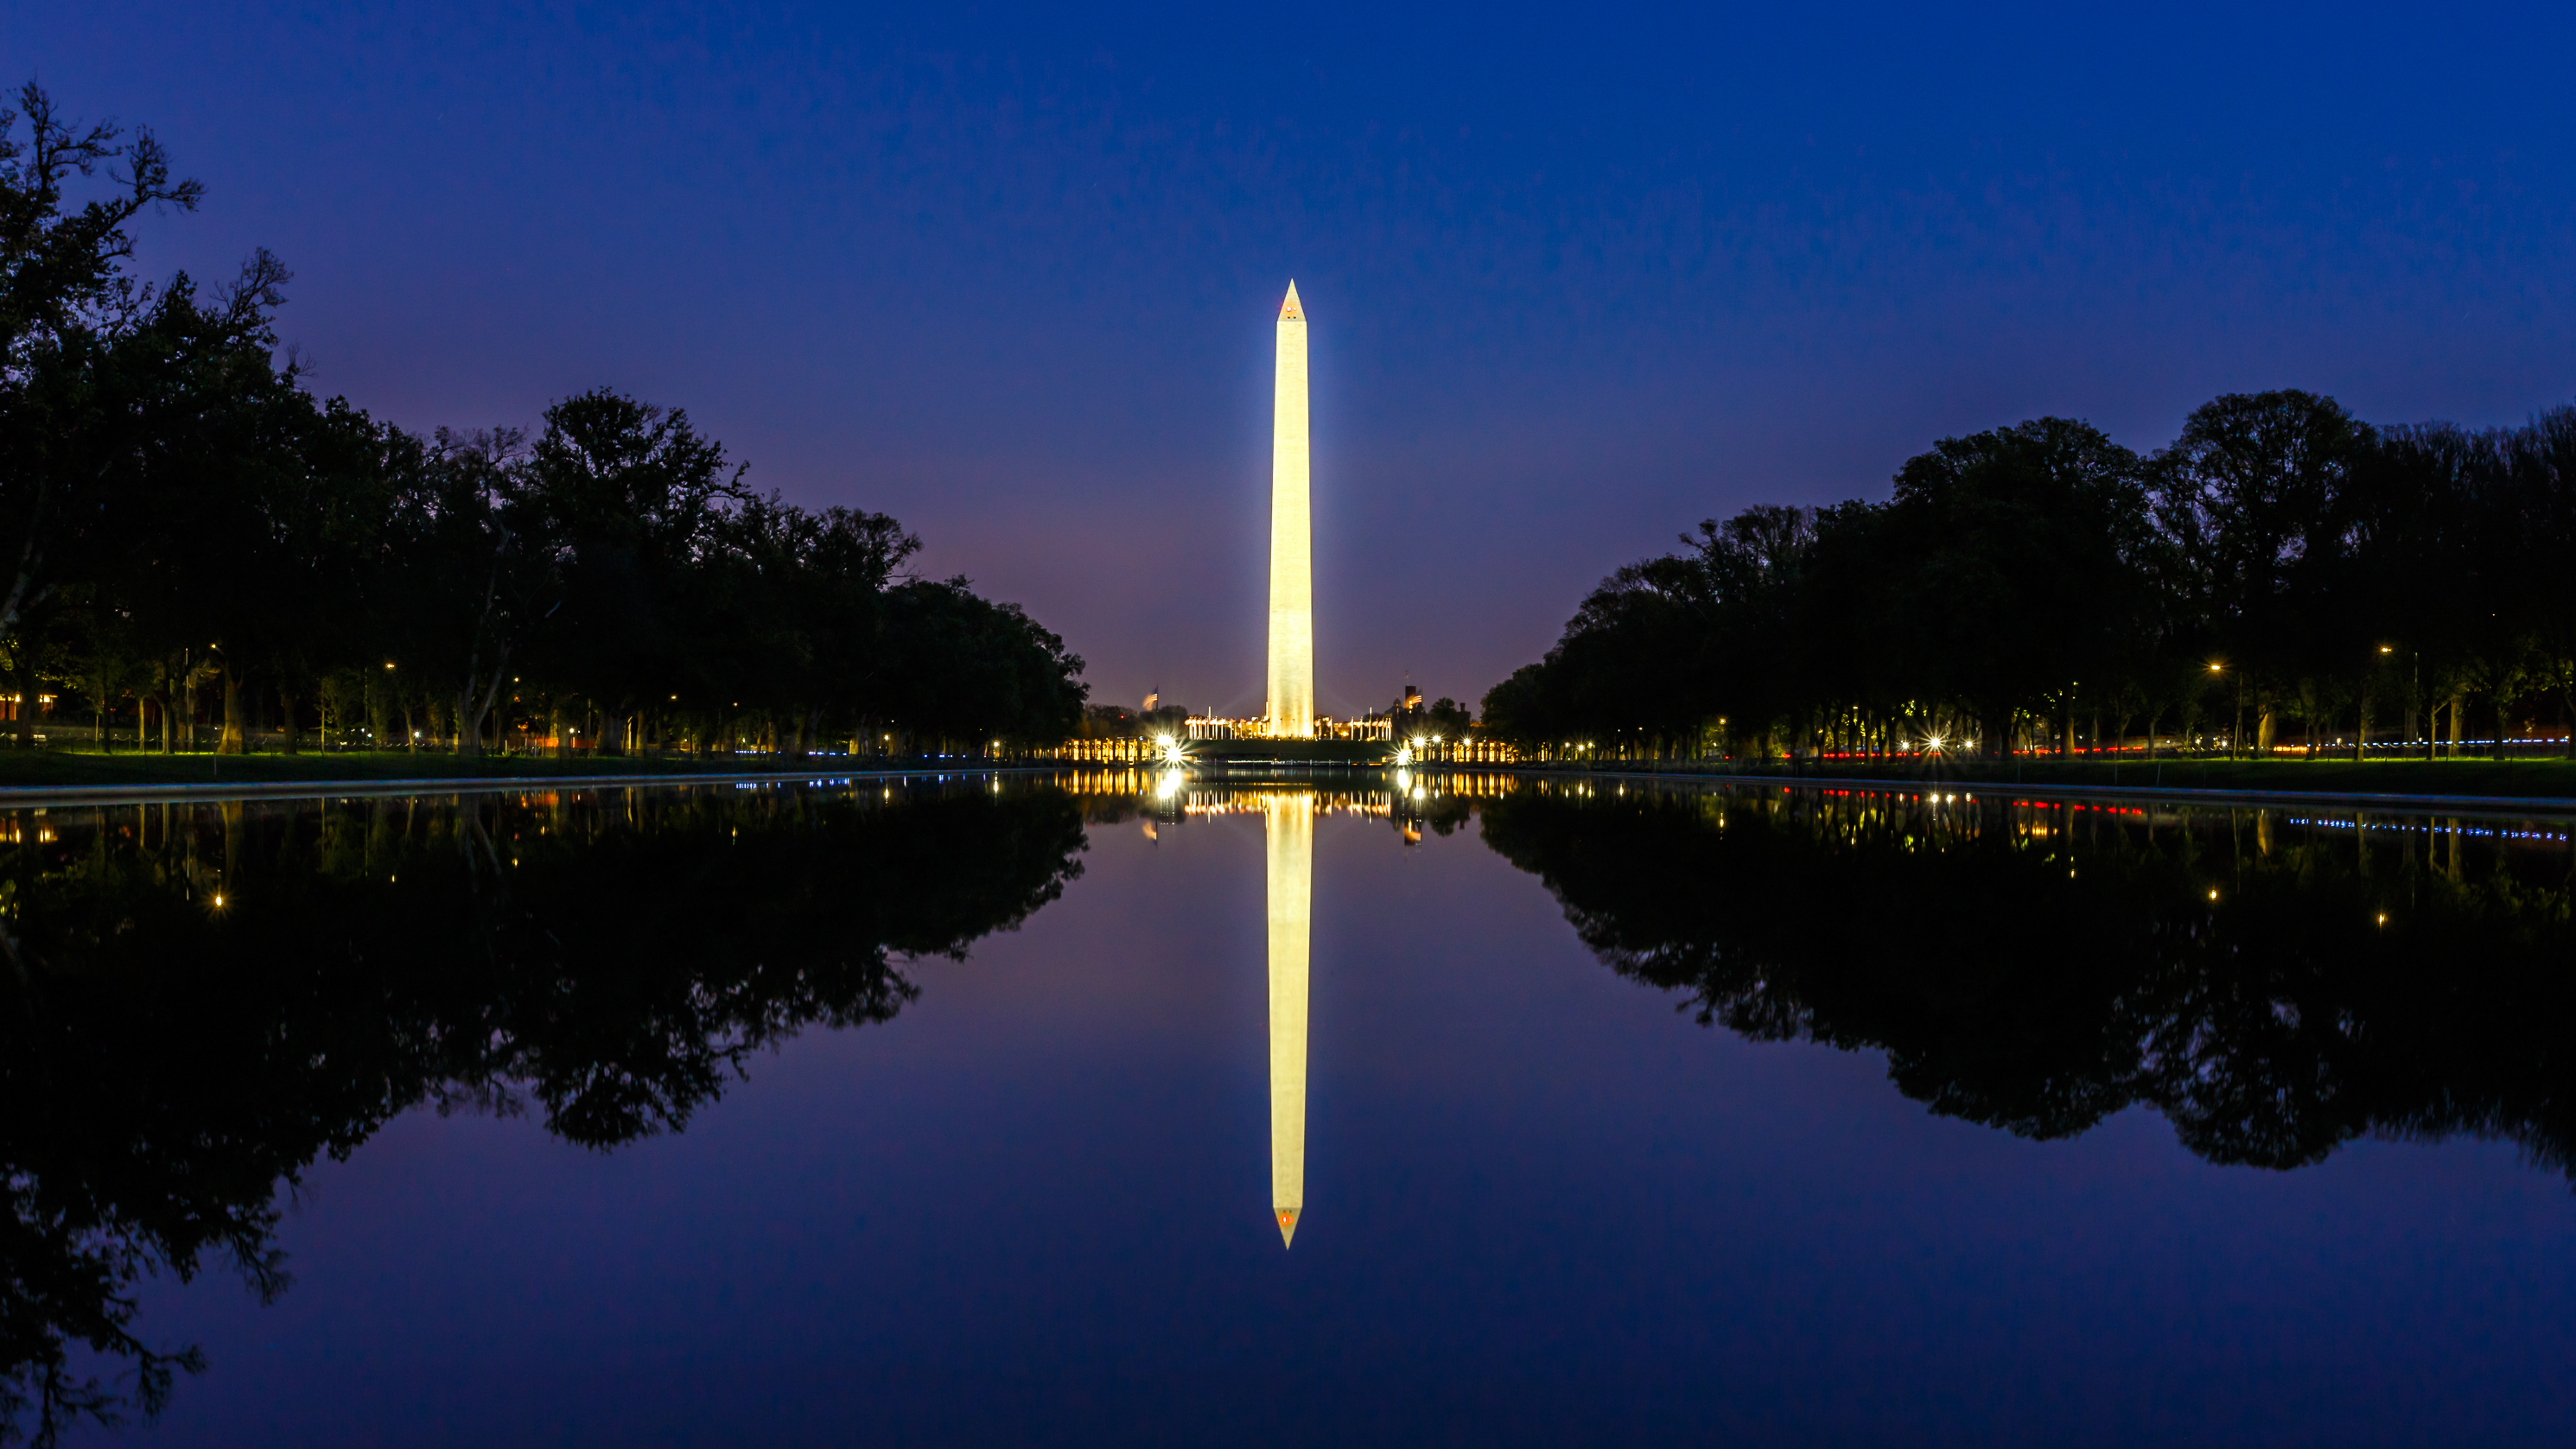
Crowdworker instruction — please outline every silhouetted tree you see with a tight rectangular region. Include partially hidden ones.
[1484,397,2576,766]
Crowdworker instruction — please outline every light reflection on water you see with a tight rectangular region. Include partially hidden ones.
[16,771,2576,1445]
[1094,768,2576,1201]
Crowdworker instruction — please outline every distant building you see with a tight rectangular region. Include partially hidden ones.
[1187,711,1390,741]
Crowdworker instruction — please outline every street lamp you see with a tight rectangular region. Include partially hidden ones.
[2209,661,2242,759]
[2383,643,2425,760]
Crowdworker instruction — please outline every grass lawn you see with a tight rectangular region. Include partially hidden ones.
[0,748,998,790]
[1548,753,2576,800]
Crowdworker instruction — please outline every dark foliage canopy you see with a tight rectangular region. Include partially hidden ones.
[0,85,1087,759]
[1485,393,2576,760]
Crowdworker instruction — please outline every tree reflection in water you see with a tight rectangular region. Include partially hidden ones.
[0,781,1084,1445]
[1481,783,2576,1179]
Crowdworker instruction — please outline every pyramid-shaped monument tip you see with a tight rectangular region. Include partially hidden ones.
[1276,1207,1299,1248]
[1280,281,1302,322]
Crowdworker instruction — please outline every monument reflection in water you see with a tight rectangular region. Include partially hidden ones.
[1142,776,1419,1248]
[17,768,2576,1443]
[1133,766,2576,1210]
[1263,791,1313,1246]
[1148,772,1492,1248]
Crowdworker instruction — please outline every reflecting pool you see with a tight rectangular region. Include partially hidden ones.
[14,772,2576,1445]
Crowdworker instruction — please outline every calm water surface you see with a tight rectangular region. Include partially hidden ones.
[15,772,2576,1446]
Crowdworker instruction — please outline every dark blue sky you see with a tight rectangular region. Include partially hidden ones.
[10,2,2573,714]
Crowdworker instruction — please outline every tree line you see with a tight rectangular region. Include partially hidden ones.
[1482,390,2576,763]
[1,84,1085,759]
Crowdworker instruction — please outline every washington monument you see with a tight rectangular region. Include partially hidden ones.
[1265,283,1315,738]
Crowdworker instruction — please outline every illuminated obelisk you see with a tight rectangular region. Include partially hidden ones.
[1265,792,1313,1246]
[1264,283,1315,738]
